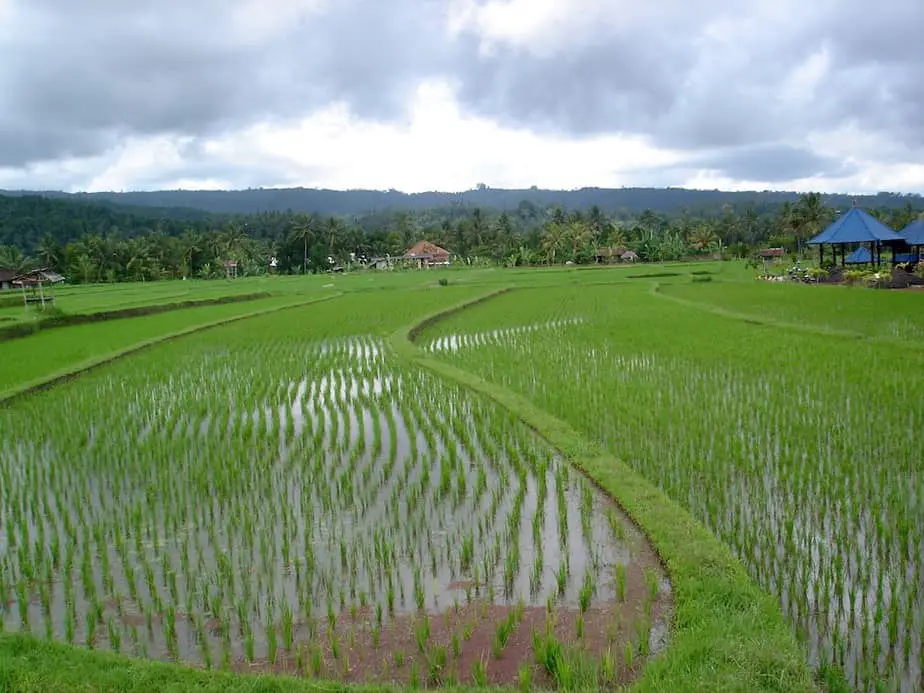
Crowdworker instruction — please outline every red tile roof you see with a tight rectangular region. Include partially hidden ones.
[405,241,449,258]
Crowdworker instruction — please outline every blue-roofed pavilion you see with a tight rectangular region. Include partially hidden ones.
[807,203,903,266]
[897,219,924,263]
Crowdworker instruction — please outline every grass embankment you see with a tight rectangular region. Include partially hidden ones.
[0,292,339,404]
[389,289,816,693]
[0,633,386,693]
[0,292,277,341]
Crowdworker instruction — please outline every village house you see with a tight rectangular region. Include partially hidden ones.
[403,241,451,268]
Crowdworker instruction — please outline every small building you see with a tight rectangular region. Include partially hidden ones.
[594,247,630,264]
[223,260,239,279]
[403,241,451,268]
[621,250,639,263]
[0,267,15,291]
[12,268,65,309]
[758,247,786,270]
[366,256,394,270]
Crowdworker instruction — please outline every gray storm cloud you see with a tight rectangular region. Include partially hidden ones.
[1,0,922,185]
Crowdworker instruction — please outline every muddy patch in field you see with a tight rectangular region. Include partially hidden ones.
[236,586,670,688]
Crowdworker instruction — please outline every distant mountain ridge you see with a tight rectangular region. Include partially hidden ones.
[2,186,920,216]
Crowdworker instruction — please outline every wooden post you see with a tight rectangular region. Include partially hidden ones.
[38,280,46,309]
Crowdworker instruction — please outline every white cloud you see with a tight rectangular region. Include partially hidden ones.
[3,75,923,195]
[1,0,923,197]
[10,79,683,193]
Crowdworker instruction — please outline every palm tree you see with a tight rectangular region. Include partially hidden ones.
[217,223,247,259]
[689,224,720,252]
[125,237,154,282]
[74,254,97,284]
[565,220,592,262]
[587,205,609,246]
[606,226,628,250]
[540,222,567,265]
[35,234,62,271]
[0,245,32,273]
[179,233,202,279]
[794,192,832,254]
[289,214,317,274]
[324,216,345,262]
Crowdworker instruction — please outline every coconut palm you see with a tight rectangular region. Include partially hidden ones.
[0,245,32,273]
[289,214,318,274]
[35,234,62,271]
[689,224,720,252]
[794,192,833,253]
[540,222,567,265]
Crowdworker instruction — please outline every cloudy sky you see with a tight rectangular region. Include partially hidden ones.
[1,0,922,194]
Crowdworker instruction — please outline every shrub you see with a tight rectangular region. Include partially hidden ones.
[807,267,829,280]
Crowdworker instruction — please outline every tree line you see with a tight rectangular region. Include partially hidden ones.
[0,192,921,283]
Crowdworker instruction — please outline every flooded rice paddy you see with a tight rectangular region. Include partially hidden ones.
[0,334,669,686]
[421,287,924,693]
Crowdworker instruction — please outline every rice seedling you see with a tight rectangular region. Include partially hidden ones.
[424,281,924,691]
[518,663,532,691]
[0,291,667,688]
[471,654,488,686]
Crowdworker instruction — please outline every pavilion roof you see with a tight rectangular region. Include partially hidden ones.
[844,246,872,264]
[898,219,924,246]
[807,207,902,245]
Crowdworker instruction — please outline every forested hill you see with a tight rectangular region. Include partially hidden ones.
[3,186,921,216]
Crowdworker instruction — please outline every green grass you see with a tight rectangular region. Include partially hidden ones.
[0,632,415,692]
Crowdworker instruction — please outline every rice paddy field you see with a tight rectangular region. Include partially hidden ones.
[0,275,332,327]
[2,264,917,692]
[421,279,923,692]
[0,287,673,690]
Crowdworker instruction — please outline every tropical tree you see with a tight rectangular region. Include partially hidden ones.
[35,234,62,271]
[0,245,32,272]
[606,225,628,250]
[565,219,593,263]
[793,192,833,253]
[289,214,318,274]
[587,205,610,246]
[689,223,720,252]
[540,222,567,265]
